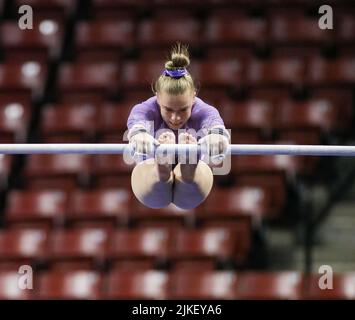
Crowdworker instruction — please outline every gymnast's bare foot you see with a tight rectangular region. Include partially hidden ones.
[155,131,176,181]
[178,132,198,182]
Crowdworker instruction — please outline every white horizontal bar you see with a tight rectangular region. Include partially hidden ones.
[0,143,355,156]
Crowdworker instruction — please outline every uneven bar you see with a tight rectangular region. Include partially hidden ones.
[0,143,355,156]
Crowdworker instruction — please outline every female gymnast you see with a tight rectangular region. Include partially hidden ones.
[127,44,230,210]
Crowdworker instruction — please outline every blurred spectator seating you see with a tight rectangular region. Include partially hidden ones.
[235,271,303,299]
[0,61,48,100]
[204,15,267,48]
[4,190,68,229]
[246,57,306,89]
[36,270,103,299]
[104,269,170,299]
[307,56,355,88]
[0,98,30,143]
[108,227,172,270]
[0,228,48,268]
[171,227,241,268]
[46,227,111,270]
[40,103,98,142]
[92,154,134,189]
[231,155,308,217]
[0,19,65,62]
[0,269,35,299]
[303,273,355,299]
[136,17,201,54]
[14,0,78,20]
[66,188,132,228]
[75,20,135,62]
[23,154,92,189]
[268,11,336,47]
[170,270,238,299]
[132,202,195,229]
[57,62,120,102]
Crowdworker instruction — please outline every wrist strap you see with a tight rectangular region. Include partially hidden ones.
[208,127,230,140]
[128,128,148,140]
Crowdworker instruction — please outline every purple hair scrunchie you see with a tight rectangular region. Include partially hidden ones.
[163,68,187,79]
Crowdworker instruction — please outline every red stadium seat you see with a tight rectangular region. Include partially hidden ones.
[171,271,238,299]
[108,227,172,268]
[0,99,30,143]
[0,270,35,299]
[275,98,339,133]
[311,88,353,131]
[200,186,270,221]
[1,19,65,62]
[204,16,267,47]
[0,228,48,267]
[236,271,303,299]
[189,59,244,89]
[40,103,98,142]
[75,20,135,62]
[98,101,134,139]
[57,62,120,102]
[137,18,201,48]
[307,56,355,88]
[37,270,103,299]
[5,190,68,228]
[66,188,132,228]
[121,60,163,90]
[172,227,240,266]
[47,228,111,269]
[219,99,274,137]
[24,154,92,189]
[92,154,134,188]
[132,202,194,228]
[304,273,355,299]
[231,155,307,217]
[246,57,306,88]
[268,13,335,46]
[232,154,307,177]
[0,61,47,100]
[104,270,170,299]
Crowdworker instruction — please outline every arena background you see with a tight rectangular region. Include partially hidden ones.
[0,0,354,299]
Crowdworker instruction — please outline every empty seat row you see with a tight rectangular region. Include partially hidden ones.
[1,268,354,300]
[0,226,249,268]
[16,153,307,216]
[0,56,354,102]
[55,57,355,102]
[3,186,268,228]
[1,12,353,61]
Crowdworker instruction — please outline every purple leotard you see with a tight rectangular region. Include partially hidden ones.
[127,96,226,139]
[126,96,227,163]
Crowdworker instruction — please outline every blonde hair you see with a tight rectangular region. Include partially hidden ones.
[153,43,196,95]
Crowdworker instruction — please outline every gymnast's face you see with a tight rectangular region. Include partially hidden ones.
[157,90,195,130]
